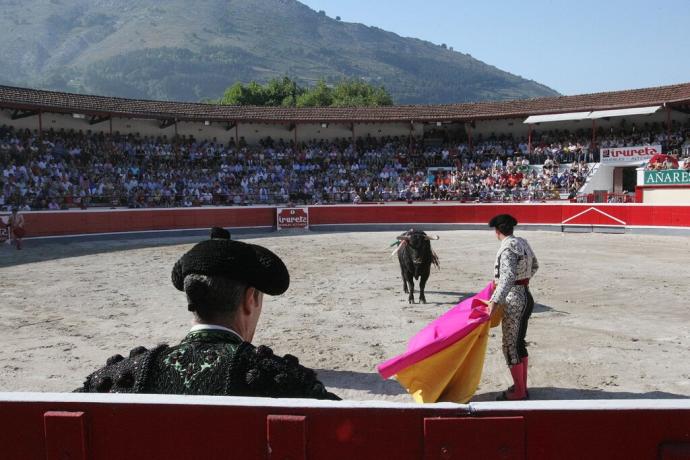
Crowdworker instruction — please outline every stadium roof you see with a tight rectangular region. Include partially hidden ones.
[588,105,662,119]
[523,105,663,124]
[1,82,690,124]
[523,111,592,124]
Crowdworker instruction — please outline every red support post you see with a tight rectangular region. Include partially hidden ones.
[591,120,596,156]
[528,124,532,154]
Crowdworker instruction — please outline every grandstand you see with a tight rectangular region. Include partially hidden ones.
[1,83,690,211]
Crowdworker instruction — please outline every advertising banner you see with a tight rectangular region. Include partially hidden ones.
[600,144,661,164]
[276,207,309,230]
[643,169,690,186]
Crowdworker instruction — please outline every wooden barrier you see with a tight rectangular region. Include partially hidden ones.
[17,203,690,238]
[1,394,688,460]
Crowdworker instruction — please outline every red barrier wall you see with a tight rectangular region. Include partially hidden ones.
[1,395,689,460]
[18,207,276,237]
[12,203,690,238]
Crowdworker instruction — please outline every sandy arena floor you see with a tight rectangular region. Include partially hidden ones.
[1,230,689,402]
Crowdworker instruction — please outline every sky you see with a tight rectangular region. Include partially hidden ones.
[299,0,690,96]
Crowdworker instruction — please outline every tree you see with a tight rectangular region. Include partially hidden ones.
[216,77,393,107]
[330,79,393,107]
[218,81,267,105]
[296,80,333,107]
[265,76,304,107]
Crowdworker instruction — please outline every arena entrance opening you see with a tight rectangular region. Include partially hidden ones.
[613,166,638,194]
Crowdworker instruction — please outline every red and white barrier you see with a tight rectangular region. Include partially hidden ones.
[1,393,688,460]
[17,203,690,238]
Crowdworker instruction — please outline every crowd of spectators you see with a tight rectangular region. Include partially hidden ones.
[1,121,688,211]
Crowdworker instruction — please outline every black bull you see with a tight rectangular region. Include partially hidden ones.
[396,230,440,304]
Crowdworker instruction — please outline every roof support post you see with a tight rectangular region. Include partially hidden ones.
[409,121,413,154]
[591,119,596,160]
[235,122,239,147]
[351,123,355,151]
[294,123,298,154]
[527,124,532,155]
[467,124,473,154]
[666,105,672,136]
[38,111,43,140]
[109,117,113,138]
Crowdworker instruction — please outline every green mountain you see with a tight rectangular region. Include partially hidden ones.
[0,0,559,104]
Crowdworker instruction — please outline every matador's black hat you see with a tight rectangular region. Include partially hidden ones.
[171,228,289,295]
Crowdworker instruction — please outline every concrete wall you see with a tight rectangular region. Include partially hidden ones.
[472,118,527,139]
[642,188,690,204]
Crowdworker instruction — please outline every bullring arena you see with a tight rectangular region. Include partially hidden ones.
[2,83,690,458]
[2,210,690,401]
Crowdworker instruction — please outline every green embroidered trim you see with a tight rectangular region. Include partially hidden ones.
[163,342,238,389]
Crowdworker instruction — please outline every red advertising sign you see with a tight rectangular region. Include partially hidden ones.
[276,207,309,230]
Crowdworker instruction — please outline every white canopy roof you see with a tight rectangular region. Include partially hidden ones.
[523,111,592,124]
[524,105,662,124]
[588,105,661,119]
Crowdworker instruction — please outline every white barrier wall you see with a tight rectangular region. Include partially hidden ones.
[642,188,690,204]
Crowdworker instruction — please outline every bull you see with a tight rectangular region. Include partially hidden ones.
[395,229,440,304]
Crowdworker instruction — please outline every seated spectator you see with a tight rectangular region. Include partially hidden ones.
[75,228,339,400]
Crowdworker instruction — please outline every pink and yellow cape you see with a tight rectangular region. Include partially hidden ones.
[377,282,500,403]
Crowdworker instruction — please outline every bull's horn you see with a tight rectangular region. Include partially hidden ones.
[425,235,440,240]
[396,235,410,241]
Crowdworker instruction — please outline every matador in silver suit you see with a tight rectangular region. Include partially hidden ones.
[488,214,538,400]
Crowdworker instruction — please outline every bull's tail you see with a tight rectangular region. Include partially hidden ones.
[431,250,440,269]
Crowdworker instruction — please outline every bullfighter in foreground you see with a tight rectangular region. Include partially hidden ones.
[76,228,339,400]
[486,214,539,401]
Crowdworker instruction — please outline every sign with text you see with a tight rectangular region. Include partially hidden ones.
[276,207,309,230]
[600,144,661,164]
[643,169,690,186]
